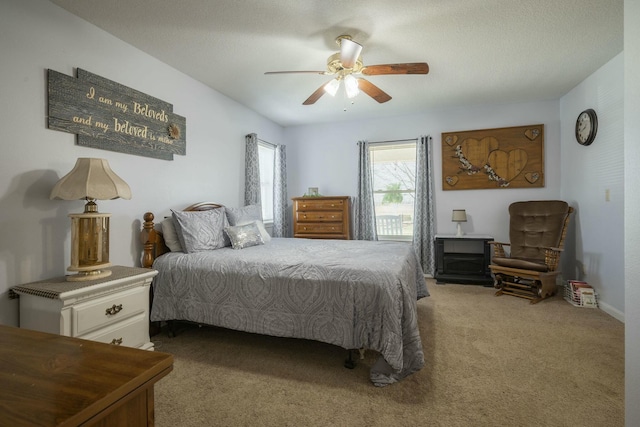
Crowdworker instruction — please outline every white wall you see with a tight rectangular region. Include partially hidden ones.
[285,100,561,244]
[559,53,625,318]
[624,0,640,424]
[0,0,284,326]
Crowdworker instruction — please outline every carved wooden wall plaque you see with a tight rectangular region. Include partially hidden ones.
[441,124,544,190]
[48,68,186,160]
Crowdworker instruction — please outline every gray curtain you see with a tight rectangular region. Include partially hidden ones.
[354,140,378,240]
[244,133,261,206]
[413,135,436,275]
[245,133,288,237]
[272,144,288,237]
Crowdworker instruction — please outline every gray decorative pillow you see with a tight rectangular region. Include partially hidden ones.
[225,204,271,242]
[224,222,264,250]
[161,217,183,252]
[171,208,230,253]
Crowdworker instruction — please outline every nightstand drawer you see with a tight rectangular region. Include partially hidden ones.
[80,314,148,349]
[73,286,147,337]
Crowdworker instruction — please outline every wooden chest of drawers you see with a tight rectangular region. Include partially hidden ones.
[292,196,350,239]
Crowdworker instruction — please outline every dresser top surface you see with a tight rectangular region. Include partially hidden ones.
[435,234,494,240]
[292,196,349,201]
[0,325,172,426]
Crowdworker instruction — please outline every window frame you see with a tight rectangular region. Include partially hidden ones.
[257,141,276,223]
[369,141,417,242]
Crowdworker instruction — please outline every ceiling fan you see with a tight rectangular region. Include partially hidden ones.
[264,35,429,105]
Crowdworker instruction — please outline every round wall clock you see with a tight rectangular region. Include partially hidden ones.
[575,108,598,146]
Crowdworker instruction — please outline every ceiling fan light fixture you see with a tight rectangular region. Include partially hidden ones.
[324,78,340,97]
[344,75,359,98]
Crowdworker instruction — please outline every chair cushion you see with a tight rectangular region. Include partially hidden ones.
[508,200,570,260]
[492,256,550,272]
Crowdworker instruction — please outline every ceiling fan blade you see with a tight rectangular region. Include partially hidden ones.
[361,62,429,75]
[340,37,363,69]
[302,82,329,105]
[264,71,326,75]
[356,78,392,103]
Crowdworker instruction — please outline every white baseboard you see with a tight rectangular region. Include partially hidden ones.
[598,301,625,323]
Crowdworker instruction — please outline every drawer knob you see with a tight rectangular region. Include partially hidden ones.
[105,304,123,316]
[302,204,307,208]
[110,337,123,346]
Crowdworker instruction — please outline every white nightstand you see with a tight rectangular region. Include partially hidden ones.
[12,266,158,350]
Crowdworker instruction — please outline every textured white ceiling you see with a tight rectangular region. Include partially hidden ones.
[49,0,623,127]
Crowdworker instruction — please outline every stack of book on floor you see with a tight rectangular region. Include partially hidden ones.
[564,280,598,308]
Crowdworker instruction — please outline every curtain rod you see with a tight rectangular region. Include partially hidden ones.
[361,137,420,145]
[258,138,277,147]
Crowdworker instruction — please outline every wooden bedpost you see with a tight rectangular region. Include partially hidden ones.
[141,212,157,268]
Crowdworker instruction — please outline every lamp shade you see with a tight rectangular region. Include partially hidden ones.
[452,209,467,222]
[50,158,131,201]
[324,78,340,97]
[344,75,360,98]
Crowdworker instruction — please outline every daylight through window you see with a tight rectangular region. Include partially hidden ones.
[258,142,275,222]
[369,141,417,241]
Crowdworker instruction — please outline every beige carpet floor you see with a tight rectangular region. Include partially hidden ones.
[152,280,624,427]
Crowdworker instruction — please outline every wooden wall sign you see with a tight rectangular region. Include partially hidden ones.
[48,68,186,160]
[441,124,544,190]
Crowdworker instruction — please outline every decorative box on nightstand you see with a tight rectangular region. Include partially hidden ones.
[11,266,157,350]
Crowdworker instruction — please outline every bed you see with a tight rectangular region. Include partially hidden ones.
[141,202,428,387]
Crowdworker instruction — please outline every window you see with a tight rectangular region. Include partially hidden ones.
[258,142,275,222]
[370,142,417,241]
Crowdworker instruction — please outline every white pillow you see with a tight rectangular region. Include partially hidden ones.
[224,222,264,250]
[161,217,183,252]
[225,204,271,242]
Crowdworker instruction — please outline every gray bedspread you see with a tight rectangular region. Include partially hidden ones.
[151,237,428,386]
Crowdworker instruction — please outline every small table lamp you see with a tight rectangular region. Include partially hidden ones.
[452,209,467,237]
[50,158,131,281]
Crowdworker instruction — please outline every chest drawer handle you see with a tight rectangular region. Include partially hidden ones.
[110,337,123,346]
[105,304,123,316]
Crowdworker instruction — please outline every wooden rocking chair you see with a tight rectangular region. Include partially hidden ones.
[489,200,573,304]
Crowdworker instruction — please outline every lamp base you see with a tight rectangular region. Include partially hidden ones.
[455,222,464,237]
[66,269,112,282]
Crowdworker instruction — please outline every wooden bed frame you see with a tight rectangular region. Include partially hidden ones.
[141,202,223,268]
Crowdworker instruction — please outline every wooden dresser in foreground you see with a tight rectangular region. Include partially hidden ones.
[0,325,173,426]
[292,196,350,239]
